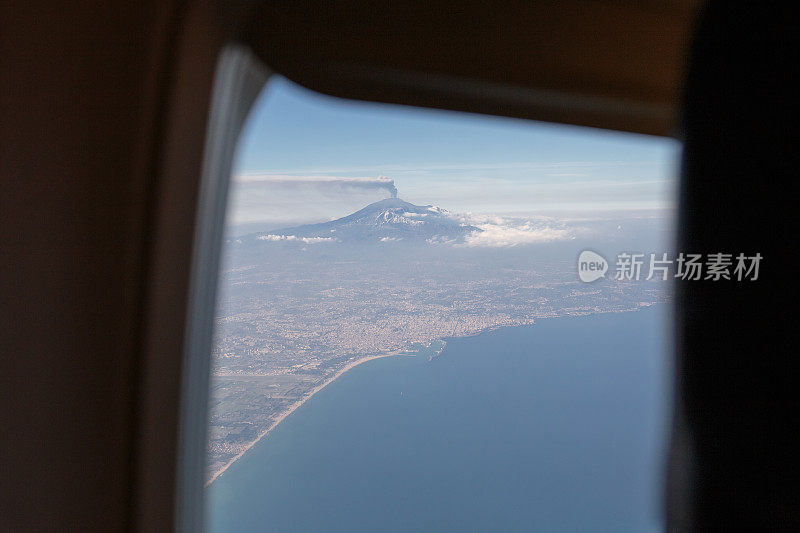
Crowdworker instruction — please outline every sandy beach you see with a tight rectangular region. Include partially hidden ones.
[206,350,409,486]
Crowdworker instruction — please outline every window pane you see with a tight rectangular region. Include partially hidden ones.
[206,77,678,532]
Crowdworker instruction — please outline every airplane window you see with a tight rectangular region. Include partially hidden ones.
[205,76,679,532]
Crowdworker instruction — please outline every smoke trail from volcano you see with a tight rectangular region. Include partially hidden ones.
[236,174,398,198]
[377,175,398,198]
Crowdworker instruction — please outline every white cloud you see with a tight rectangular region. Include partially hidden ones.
[457,214,575,247]
[257,234,337,244]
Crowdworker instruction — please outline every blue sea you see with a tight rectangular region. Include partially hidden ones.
[207,306,671,532]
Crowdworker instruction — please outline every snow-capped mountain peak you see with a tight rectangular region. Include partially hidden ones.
[253,198,478,244]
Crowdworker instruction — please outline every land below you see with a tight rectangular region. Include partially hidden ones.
[206,250,668,483]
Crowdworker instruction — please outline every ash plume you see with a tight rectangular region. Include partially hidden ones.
[236,174,398,198]
[377,175,398,198]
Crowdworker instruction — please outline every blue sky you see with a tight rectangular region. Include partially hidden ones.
[229,77,680,227]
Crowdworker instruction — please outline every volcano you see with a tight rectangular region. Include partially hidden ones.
[252,198,479,245]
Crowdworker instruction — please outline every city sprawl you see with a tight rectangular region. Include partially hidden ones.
[207,248,670,482]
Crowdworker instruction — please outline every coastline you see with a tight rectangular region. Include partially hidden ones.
[206,350,408,486]
[206,304,663,487]
[206,306,667,530]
